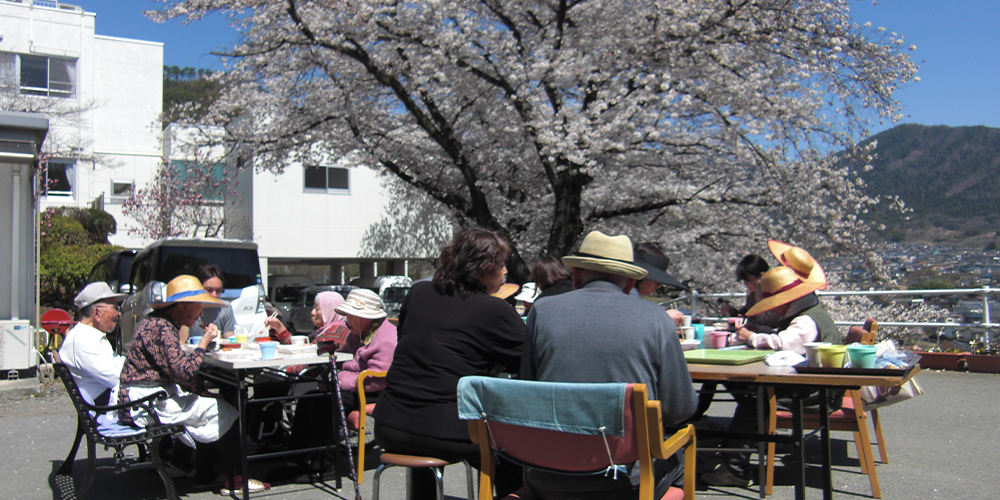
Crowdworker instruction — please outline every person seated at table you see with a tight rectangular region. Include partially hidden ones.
[116,275,269,495]
[287,289,397,481]
[702,242,842,488]
[521,231,697,500]
[531,256,574,301]
[631,241,689,326]
[721,254,781,333]
[182,264,236,343]
[265,291,349,346]
[373,227,525,500]
[59,282,127,406]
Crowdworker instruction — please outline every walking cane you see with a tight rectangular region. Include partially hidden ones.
[330,356,364,500]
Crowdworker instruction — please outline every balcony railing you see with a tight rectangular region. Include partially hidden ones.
[663,286,1000,330]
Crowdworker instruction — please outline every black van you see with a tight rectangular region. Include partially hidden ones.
[86,249,137,294]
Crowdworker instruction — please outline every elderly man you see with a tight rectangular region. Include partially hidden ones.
[521,231,698,500]
[58,282,127,405]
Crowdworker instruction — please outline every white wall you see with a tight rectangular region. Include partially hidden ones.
[0,1,163,250]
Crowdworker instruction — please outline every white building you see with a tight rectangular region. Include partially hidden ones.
[0,0,163,249]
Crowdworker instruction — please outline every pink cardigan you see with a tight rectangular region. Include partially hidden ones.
[337,319,397,393]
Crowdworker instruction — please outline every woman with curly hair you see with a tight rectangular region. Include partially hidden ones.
[373,227,524,499]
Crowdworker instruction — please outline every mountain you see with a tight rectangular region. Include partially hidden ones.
[854,124,1000,248]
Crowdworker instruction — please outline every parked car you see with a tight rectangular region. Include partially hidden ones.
[288,284,357,334]
[87,249,137,294]
[268,275,315,320]
[348,275,413,319]
[117,238,266,354]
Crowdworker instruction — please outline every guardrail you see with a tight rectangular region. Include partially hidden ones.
[661,286,1000,330]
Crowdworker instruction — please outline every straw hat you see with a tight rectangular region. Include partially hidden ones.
[151,275,226,309]
[633,252,688,290]
[490,283,520,300]
[561,231,647,280]
[514,282,540,303]
[745,266,825,316]
[335,289,387,320]
[767,240,827,288]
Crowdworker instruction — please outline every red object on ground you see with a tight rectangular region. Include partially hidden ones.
[41,309,74,336]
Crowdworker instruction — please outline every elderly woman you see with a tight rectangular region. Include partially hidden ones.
[117,275,268,494]
[288,289,398,481]
[266,290,349,345]
[373,227,525,499]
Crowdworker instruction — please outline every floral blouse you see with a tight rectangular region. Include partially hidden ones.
[117,312,206,424]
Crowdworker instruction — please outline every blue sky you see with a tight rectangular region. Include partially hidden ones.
[77,0,999,134]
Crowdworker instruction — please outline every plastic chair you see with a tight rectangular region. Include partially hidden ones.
[53,362,186,500]
[458,376,696,500]
[348,369,386,483]
[765,319,885,498]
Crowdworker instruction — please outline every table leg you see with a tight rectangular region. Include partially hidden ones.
[791,391,805,500]
[238,370,250,500]
[756,386,766,500]
[819,388,832,500]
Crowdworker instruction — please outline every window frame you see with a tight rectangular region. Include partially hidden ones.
[303,165,350,194]
[108,179,134,204]
[3,52,78,99]
[42,160,76,198]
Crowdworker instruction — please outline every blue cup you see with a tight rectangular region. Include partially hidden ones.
[188,336,202,345]
[693,324,705,349]
[259,341,278,360]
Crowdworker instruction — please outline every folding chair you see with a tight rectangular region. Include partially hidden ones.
[458,376,696,500]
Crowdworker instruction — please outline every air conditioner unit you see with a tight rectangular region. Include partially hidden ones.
[1,320,35,371]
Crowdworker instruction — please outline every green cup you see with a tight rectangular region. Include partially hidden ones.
[847,344,878,369]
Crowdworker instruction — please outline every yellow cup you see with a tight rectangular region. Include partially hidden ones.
[818,344,848,368]
[235,334,249,345]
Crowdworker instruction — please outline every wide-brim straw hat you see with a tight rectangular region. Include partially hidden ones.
[767,240,827,289]
[633,252,688,291]
[151,275,226,309]
[491,283,520,300]
[561,231,647,280]
[746,266,825,316]
[335,288,387,320]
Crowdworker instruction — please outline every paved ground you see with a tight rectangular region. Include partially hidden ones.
[1,368,995,499]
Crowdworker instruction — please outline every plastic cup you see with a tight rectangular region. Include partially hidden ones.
[187,336,202,346]
[259,341,278,360]
[804,342,832,367]
[709,330,729,349]
[680,326,695,341]
[235,334,249,345]
[847,344,878,369]
[693,324,705,348]
[682,315,692,327]
[291,335,308,345]
[818,345,848,368]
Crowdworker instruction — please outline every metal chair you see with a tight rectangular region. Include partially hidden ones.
[459,376,696,500]
[53,362,186,500]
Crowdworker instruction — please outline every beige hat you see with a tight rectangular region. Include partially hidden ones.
[335,289,387,320]
[152,275,226,309]
[561,231,647,280]
[746,266,825,316]
[767,240,827,288]
[490,283,520,300]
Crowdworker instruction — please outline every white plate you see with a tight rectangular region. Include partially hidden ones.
[680,339,701,351]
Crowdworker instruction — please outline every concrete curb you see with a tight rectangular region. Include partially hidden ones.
[0,377,43,399]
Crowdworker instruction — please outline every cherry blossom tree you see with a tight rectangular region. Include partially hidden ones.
[150,0,918,285]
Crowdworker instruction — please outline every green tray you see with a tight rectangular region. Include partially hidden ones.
[684,349,769,365]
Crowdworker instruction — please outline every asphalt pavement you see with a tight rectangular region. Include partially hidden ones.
[1,368,995,500]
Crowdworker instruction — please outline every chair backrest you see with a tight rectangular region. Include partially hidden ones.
[846,318,878,345]
[53,362,106,443]
[458,377,640,472]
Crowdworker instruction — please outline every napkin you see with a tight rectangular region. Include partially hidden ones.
[765,351,806,367]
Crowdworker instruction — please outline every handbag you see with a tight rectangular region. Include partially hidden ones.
[859,377,924,412]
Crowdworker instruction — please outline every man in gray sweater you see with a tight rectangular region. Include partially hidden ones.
[521,231,698,500]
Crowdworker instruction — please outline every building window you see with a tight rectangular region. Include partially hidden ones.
[0,52,76,99]
[109,180,133,203]
[170,160,226,202]
[43,160,75,197]
[304,166,349,192]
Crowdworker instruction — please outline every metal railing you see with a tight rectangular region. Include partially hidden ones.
[662,286,1000,330]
